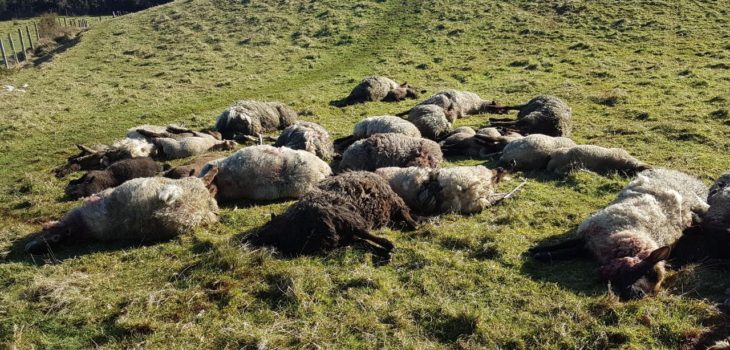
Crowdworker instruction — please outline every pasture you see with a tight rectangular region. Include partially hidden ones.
[0,0,728,348]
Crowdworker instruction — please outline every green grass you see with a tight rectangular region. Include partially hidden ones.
[1,0,729,348]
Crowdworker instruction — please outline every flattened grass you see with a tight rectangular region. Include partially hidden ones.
[1,0,729,348]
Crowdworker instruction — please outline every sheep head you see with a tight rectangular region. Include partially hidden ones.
[65,171,116,199]
[601,246,671,300]
[25,221,72,254]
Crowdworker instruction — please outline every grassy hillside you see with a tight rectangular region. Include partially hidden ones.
[1,0,729,348]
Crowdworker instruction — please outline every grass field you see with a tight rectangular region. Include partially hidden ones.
[1,0,729,348]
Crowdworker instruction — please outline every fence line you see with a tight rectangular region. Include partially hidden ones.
[1,16,103,69]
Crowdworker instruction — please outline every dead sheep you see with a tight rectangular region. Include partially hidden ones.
[337,76,418,106]
[670,224,730,266]
[375,166,506,215]
[316,171,418,229]
[25,173,220,254]
[709,171,730,199]
[153,135,237,160]
[65,157,162,199]
[53,139,156,178]
[215,100,298,140]
[705,171,730,225]
[400,90,504,122]
[530,169,709,300]
[488,95,573,137]
[273,122,334,161]
[440,127,523,158]
[127,124,222,141]
[333,115,421,153]
[546,145,650,176]
[200,145,332,202]
[499,134,576,170]
[405,104,452,140]
[339,133,443,172]
[164,154,223,179]
[245,171,417,257]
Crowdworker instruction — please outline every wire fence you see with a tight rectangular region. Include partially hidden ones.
[1,16,107,69]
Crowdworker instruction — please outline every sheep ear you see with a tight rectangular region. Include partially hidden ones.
[201,166,219,187]
[401,81,408,87]
[645,246,671,265]
[188,169,197,177]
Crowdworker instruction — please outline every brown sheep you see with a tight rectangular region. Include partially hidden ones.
[65,157,162,199]
[244,171,417,258]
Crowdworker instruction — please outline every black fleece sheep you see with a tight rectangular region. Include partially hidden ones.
[245,171,418,257]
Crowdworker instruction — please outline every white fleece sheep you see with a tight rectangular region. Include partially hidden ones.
[109,138,156,158]
[215,100,297,139]
[341,76,418,105]
[576,169,709,297]
[375,166,504,215]
[490,95,573,137]
[153,135,237,159]
[352,115,421,139]
[334,116,422,153]
[406,105,452,140]
[274,121,334,161]
[339,133,443,171]
[546,145,649,175]
[499,134,576,170]
[26,177,219,252]
[201,145,332,201]
[416,90,497,121]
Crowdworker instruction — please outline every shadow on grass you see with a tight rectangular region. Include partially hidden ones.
[33,35,82,67]
[215,197,295,210]
[519,229,606,297]
[2,232,169,266]
[229,227,393,266]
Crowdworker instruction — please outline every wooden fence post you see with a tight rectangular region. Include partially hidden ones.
[7,34,19,63]
[0,39,8,69]
[34,22,40,41]
[18,29,27,58]
[26,26,34,50]
[63,18,67,27]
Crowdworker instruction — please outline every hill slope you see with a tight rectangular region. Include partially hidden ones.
[1,0,729,348]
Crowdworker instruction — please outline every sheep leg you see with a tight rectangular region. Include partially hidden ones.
[166,125,194,134]
[531,246,589,262]
[76,144,98,155]
[236,135,259,143]
[489,119,518,127]
[352,228,394,252]
[529,237,584,254]
[135,129,171,139]
[487,117,514,122]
